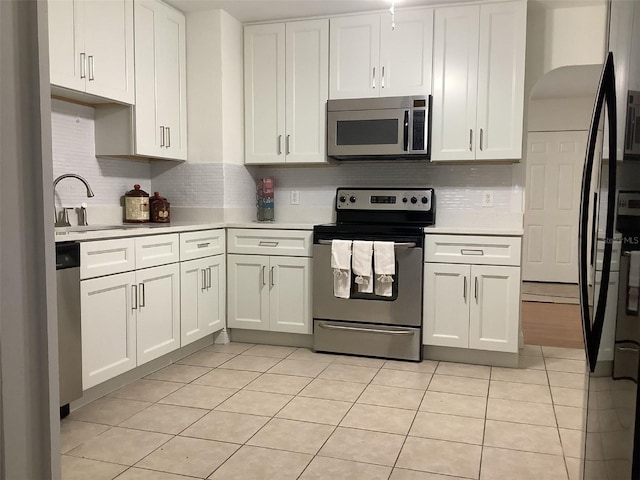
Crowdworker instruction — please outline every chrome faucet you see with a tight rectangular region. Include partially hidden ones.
[53,174,95,226]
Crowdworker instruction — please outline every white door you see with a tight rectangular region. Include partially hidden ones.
[244,23,286,164]
[136,263,180,365]
[379,8,434,97]
[81,272,136,389]
[134,0,162,158]
[469,265,520,353]
[475,1,526,160]
[269,256,312,334]
[285,19,329,164]
[158,5,187,160]
[83,0,134,104]
[523,131,587,282]
[329,14,381,99]
[48,0,85,92]
[431,5,480,161]
[199,255,226,337]
[227,255,270,330]
[423,263,470,348]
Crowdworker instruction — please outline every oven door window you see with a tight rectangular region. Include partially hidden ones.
[349,260,399,301]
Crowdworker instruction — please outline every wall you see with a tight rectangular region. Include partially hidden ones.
[51,99,151,222]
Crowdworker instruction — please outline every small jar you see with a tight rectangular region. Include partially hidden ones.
[124,184,150,223]
[150,192,170,223]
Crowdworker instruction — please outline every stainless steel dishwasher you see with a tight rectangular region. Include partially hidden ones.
[56,242,82,417]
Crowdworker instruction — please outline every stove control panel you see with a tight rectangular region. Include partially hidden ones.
[336,188,434,211]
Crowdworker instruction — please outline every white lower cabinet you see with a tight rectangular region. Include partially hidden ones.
[81,263,180,389]
[227,254,312,334]
[180,255,226,346]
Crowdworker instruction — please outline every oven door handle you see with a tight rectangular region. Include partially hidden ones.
[317,322,415,336]
[317,240,416,249]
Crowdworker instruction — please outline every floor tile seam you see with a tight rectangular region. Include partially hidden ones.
[157,392,237,410]
[62,453,134,470]
[115,407,210,437]
[562,455,573,480]
[313,450,399,469]
[486,394,561,408]
[481,440,566,457]
[488,378,550,388]
[484,417,565,431]
[379,366,438,375]
[355,398,421,411]
[388,465,477,479]
[478,370,490,480]
[427,388,488,398]
[118,464,204,479]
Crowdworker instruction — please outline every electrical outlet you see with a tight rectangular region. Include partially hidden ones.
[482,191,494,207]
[290,190,300,205]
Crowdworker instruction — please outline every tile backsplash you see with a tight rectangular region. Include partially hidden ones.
[52,99,523,229]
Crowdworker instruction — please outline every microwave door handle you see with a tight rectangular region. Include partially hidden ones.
[403,110,409,152]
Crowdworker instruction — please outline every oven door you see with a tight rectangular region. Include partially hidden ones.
[312,242,423,327]
[327,108,408,158]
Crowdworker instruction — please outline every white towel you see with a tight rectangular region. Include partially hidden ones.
[629,252,640,313]
[331,240,352,298]
[352,241,373,293]
[374,241,395,297]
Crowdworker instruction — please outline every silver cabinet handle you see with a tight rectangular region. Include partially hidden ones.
[469,129,473,151]
[619,346,640,352]
[139,283,145,307]
[261,265,266,286]
[480,128,484,151]
[88,55,95,81]
[381,66,385,88]
[318,322,415,336]
[197,242,210,249]
[461,249,484,256]
[202,269,207,291]
[474,277,478,302]
[80,53,86,79]
[270,266,275,287]
[259,240,279,247]
[160,126,165,147]
[372,67,376,88]
[277,135,282,155]
[132,284,138,310]
[207,267,212,289]
[166,127,170,148]
[286,135,290,154]
[463,277,467,301]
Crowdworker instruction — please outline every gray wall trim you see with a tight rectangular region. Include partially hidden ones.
[0,1,58,478]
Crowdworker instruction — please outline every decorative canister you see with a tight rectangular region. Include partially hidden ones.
[256,177,274,222]
[124,184,150,223]
[150,192,170,223]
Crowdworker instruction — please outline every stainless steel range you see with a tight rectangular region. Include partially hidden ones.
[312,187,435,361]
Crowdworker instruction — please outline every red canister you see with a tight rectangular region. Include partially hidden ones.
[150,192,171,223]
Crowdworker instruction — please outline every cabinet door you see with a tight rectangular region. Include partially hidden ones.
[379,8,434,97]
[245,24,286,164]
[475,1,526,160]
[469,265,520,353]
[227,255,270,330]
[431,5,480,161]
[285,19,329,164]
[180,258,202,346]
[329,14,381,99]
[269,256,312,334]
[81,272,136,389]
[48,0,86,92]
[83,0,134,104]
[199,255,226,338]
[134,0,163,158]
[158,5,187,160]
[136,263,180,364]
[423,263,470,348]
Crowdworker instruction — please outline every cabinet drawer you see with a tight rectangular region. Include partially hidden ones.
[81,238,136,279]
[180,229,225,261]
[227,229,312,257]
[425,235,521,266]
[135,234,180,269]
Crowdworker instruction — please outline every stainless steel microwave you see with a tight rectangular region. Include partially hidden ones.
[625,90,640,158]
[327,95,432,160]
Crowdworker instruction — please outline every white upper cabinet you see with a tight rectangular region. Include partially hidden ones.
[48,0,135,104]
[431,0,526,162]
[330,9,434,99]
[245,19,328,164]
[134,0,187,160]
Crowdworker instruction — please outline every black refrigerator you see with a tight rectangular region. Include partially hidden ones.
[580,51,640,479]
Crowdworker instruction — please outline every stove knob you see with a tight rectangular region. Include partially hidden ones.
[402,197,408,203]
[421,196,429,204]
[349,196,357,203]
[410,196,418,204]
[339,196,346,203]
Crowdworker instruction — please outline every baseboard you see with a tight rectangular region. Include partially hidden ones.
[424,345,519,368]
[229,329,313,349]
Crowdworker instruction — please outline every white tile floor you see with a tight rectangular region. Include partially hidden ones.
[61,343,591,480]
